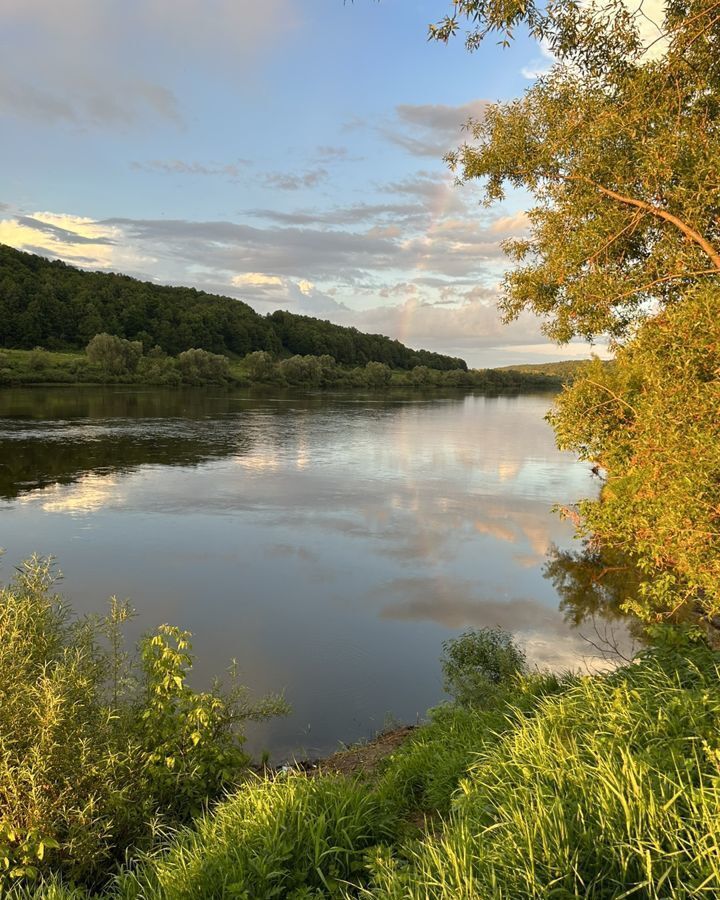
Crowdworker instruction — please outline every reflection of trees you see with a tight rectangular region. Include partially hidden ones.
[543,543,646,640]
[0,433,251,501]
[0,386,471,502]
[0,388,261,501]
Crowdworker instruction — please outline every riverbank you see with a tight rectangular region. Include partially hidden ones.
[0,346,565,390]
[9,628,720,898]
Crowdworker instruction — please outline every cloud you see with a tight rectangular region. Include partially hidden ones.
[132,159,251,177]
[314,146,350,163]
[1,173,598,365]
[0,0,297,128]
[521,40,556,79]
[231,272,284,288]
[380,580,566,633]
[0,77,182,127]
[0,211,152,270]
[245,202,427,227]
[489,211,531,234]
[382,100,490,157]
[377,577,627,671]
[263,168,329,191]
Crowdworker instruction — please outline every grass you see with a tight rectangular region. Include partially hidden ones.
[11,632,720,899]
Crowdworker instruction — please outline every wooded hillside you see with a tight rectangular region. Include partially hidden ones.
[0,245,466,371]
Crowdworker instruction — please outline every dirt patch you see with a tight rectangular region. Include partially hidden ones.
[261,725,417,781]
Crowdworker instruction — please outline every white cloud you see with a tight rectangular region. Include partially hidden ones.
[231,273,284,288]
[0,211,154,270]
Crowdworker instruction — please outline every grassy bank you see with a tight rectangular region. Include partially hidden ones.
[8,616,720,898]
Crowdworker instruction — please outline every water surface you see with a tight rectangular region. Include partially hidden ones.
[0,386,598,758]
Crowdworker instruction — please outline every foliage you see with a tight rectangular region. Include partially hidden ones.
[117,775,398,900]
[364,361,392,388]
[0,557,287,891]
[433,0,720,342]
[543,542,646,639]
[86,334,142,376]
[24,634,720,900]
[175,348,230,384]
[243,349,275,381]
[279,354,323,386]
[366,631,720,898]
[440,627,527,707]
[376,672,568,816]
[549,286,720,625]
[268,310,466,372]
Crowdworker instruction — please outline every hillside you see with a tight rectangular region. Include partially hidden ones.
[497,359,613,381]
[0,245,466,371]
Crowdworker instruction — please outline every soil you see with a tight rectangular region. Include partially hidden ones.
[261,725,417,780]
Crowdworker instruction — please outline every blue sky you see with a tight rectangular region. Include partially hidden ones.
[0,0,606,366]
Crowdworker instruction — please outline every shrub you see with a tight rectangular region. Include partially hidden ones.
[119,775,398,899]
[364,361,392,387]
[440,628,527,707]
[367,632,720,898]
[86,335,142,376]
[278,354,322,385]
[0,558,287,891]
[176,348,230,384]
[243,350,275,381]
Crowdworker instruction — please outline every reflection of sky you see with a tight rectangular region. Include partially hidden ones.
[1,389,604,759]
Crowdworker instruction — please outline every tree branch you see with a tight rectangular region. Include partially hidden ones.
[570,175,720,270]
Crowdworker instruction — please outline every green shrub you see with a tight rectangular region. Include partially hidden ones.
[364,362,392,387]
[176,348,230,384]
[86,335,142,376]
[0,558,287,891]
[440,628,527,708]
[243,350,275,381]
[279,354,322,386]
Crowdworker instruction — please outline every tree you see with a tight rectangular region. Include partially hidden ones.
[176,348,230,384]
[434,0,720,343]
[86,333,142,376]
[244,350,275,381]
[430,1,720,625]
[364,360,392,387]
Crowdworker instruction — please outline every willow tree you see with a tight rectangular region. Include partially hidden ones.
[431,0,720,626]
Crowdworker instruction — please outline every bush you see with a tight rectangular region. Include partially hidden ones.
[278,354,322,386]
[364,361,392,387]
[176,348,230,384]
[440,628,527,707]
[86,335,142,376]
[243,350,275,381]
[119,775,398,899]
[0,558,288,891]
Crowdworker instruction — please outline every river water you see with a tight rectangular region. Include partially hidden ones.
[0,386,600,758]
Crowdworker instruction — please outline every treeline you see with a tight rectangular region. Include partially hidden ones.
[243,351,561,389]
[0,342,562,390]
[0,245,466,371]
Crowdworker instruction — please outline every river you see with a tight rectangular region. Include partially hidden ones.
[0,385,600,759]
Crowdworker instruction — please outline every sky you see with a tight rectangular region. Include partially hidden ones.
[0,0,613,367]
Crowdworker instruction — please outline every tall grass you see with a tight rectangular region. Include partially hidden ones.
[366,635,720,898]
[116,775,397,899]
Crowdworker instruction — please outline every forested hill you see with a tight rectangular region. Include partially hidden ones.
[0,245,466,371]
